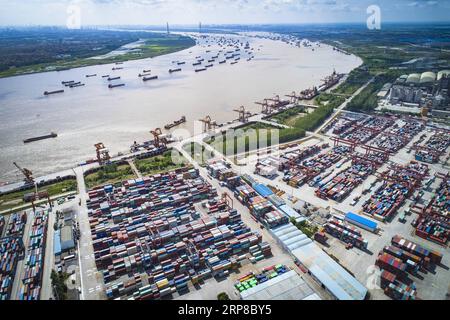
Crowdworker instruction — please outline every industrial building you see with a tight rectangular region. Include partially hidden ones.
[270,224,368,300]
[386,70,450,117]
[240,270,321,300]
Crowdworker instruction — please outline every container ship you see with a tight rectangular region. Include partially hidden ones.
[164,116,186,130]
[44,90,64,96]
[23,132,57,144]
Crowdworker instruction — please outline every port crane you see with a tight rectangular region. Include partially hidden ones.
[255,99,271,114]
[150,128,167,148]
[94,143,111,165]
[13,162,34,184]
[233,106,251,123]
[199,115,217,133]
[286,91,301,105]
[12,162,51,211]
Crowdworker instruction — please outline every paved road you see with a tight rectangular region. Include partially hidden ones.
[74,166,105,300]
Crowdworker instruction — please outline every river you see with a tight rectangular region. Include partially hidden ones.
[0,32,362,183]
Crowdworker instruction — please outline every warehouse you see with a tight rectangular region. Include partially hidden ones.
[271,224,368,300]
[345,212,378,233]
[240,270,321,300]
[60,225,75,252]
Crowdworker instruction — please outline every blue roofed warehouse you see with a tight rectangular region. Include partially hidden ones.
[345,212,378,233]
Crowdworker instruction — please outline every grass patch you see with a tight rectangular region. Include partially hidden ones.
[135,150,189,176]
[267,106,306,126]
[347,72,399,112]
[84,163,136,189]
[0,179,77,213]
[290,218,318,239]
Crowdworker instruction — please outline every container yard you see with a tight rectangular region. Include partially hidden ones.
[19,210,48,300]
[86,166,274,300]
[414,130,450,163]
[362,161,429,222]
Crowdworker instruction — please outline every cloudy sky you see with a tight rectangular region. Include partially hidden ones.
[0,0,448,26]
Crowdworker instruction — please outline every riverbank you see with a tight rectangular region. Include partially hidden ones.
[0,33,195,79]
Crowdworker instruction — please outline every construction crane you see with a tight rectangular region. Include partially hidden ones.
[13,162,34,184]
[94,143,111,165]
[150,128,166,148]
[199,115,217,133]
[233,106,251,123]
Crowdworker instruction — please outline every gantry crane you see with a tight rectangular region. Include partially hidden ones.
[94,143,111,165]
[199,115,217,133]
[286,91,301,105]
[255,99,271,114]
[233,106,251,123]
[221,192,234,210]
[150,128,167,148]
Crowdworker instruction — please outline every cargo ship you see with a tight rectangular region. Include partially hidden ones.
[193,62,202,66]
[86,74,97,78]
[143,75,158,81]
[164,116,186,130]
[230,61,238,65]
[61,80,74,85]
[108,83,125,88]
[169,68,182,73]
[64,81,80,87]
[219,60,226,64]
[69,83,85,88]
[108,76,121,81]
[23,132,57,144]
[205,64,213,68]
[143,69,151,73]
[102,75,110,78]
[112,67,123,70]
[195,68,207,72]
[44,90,64,96]
[177,62,186,65]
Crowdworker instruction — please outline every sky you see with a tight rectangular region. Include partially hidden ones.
[0,0,449,26]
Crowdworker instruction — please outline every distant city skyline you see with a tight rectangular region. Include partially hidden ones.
[0,0,449,26]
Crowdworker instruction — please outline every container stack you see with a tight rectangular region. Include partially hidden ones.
[19,210,48,300]
[362,161,427,222]
[391,235,442,266]
[340,116,393,144]
[86,167,271,300]
[415,131,450,164]
[315,159,376,202]
[0,237,24,300]
[371,119,424,153]
[324,217,368,249]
